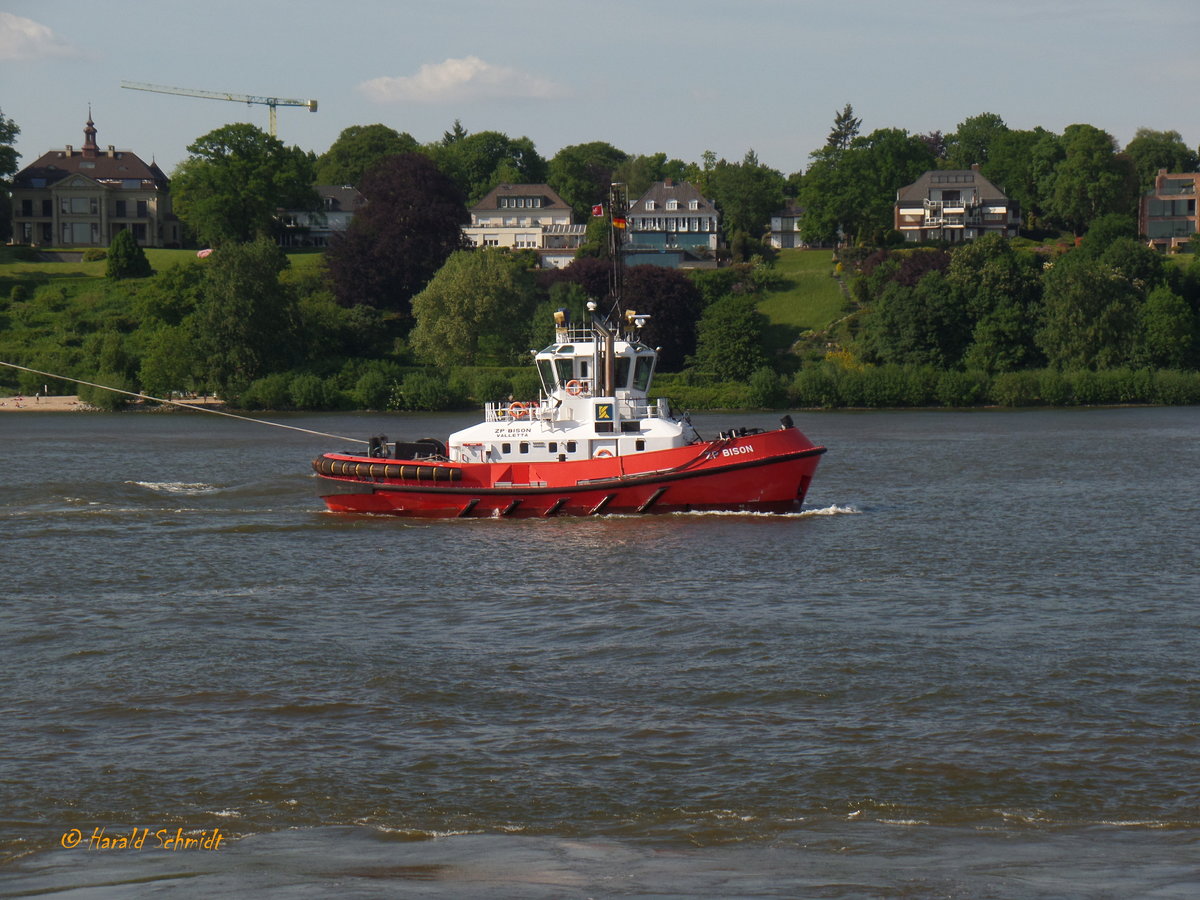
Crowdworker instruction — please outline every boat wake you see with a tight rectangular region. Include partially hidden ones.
[128,481,222,496]
[799,504,860,517]
[672,504,859,518]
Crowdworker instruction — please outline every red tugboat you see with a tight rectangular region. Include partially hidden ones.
[312,187,825,518]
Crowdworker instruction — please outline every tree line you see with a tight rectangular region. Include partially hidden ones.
[1,105,1199,410]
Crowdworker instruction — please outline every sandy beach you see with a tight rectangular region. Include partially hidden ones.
[0,394,91,412]
[0,394,227,412]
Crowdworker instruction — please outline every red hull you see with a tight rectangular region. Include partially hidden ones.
[314,427,825,518]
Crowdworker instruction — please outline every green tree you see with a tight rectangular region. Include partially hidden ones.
[1041,124,1137,235]
[1076,213,1137,256]
[138,325,201,397]
[1136,285,1196,369]
[192,237,299,397]
[105,228,153,279]
[947,234,1043,372]
[982,127,1058,228]
[945,112,1008,169]
[689,294,769,380]
[172,123,318,246]
[133,260,205,326]
[707,150,787,242]
[314,124,419,187]
[800,128,935,245]
[1122,128,1200,192]
[1099,236,1165,288]
[1037,252,1140,369]
[0,108,19,242]
[611,153,695,200]
[859,270,972,368]
[410,248,538,366]
[826,103,861,151]
[548,141,629,219]
[430,128,548,203]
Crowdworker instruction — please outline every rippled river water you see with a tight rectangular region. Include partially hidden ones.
[1,406,1198,898]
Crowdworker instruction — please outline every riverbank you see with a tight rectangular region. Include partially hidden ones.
[0,395,226,412]
[0,394,89,412]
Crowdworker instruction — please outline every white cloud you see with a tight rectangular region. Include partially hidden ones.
[0,13,79,61]
[358,56,568,104]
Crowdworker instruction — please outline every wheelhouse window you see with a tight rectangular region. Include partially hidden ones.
[615,356,631,389]
[554,357,573,385]
[633,355,654,392]
[537,358,556,393]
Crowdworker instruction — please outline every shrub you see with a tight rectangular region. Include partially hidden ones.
[1069,369,1125,405]
[78,371,133,411]
[902,365,940,406]
[1038,370,1072,406]
[935,370,988,407]
[858,365,909,408]
[508,368,542,402]
[82,248,107,262]
[747,367,786,408]
[392,372,459,411]
[1152,370,1200,405]
[290,373,336,410]
[354,369,395,410]
[789,364,840,409]
[105,229,153,279]
[990,371,1041,407]
[460,370,513,404]
[240,373,294,410]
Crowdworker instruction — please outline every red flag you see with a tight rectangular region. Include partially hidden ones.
[612,217,626,229]
[591,204,604,217]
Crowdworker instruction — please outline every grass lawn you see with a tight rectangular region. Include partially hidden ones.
[0,247,324,289]
[756,249,848,350]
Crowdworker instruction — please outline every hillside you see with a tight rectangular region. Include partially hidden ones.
[752,249,849,356]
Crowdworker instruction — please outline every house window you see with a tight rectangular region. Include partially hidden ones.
[61,196,98,215]
[666,200,678,210]
[689,200,699,210]
[115,200,127,217]
[132,223,147,242]
[20,199,32,216]
[137,200,148,218]
[42,199,52,216]
[645,200,655,210]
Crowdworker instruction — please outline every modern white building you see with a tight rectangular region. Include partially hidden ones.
[463,183,585,268]
[894,165,1020,243]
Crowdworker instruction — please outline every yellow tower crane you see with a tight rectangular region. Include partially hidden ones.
[120,81,318,136]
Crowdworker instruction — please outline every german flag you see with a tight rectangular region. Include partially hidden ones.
[612,217,626,229]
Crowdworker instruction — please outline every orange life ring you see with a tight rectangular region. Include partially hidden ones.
[508,402,528,419]
[595,448,613,458]
[566,379,585,396]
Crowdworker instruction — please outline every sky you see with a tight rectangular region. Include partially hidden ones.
[2,0,1198,179]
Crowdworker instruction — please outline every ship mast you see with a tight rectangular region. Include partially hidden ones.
[606,182,628,320]
[595,183,629,398]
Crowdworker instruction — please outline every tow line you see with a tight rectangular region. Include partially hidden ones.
[0,360,369,445]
